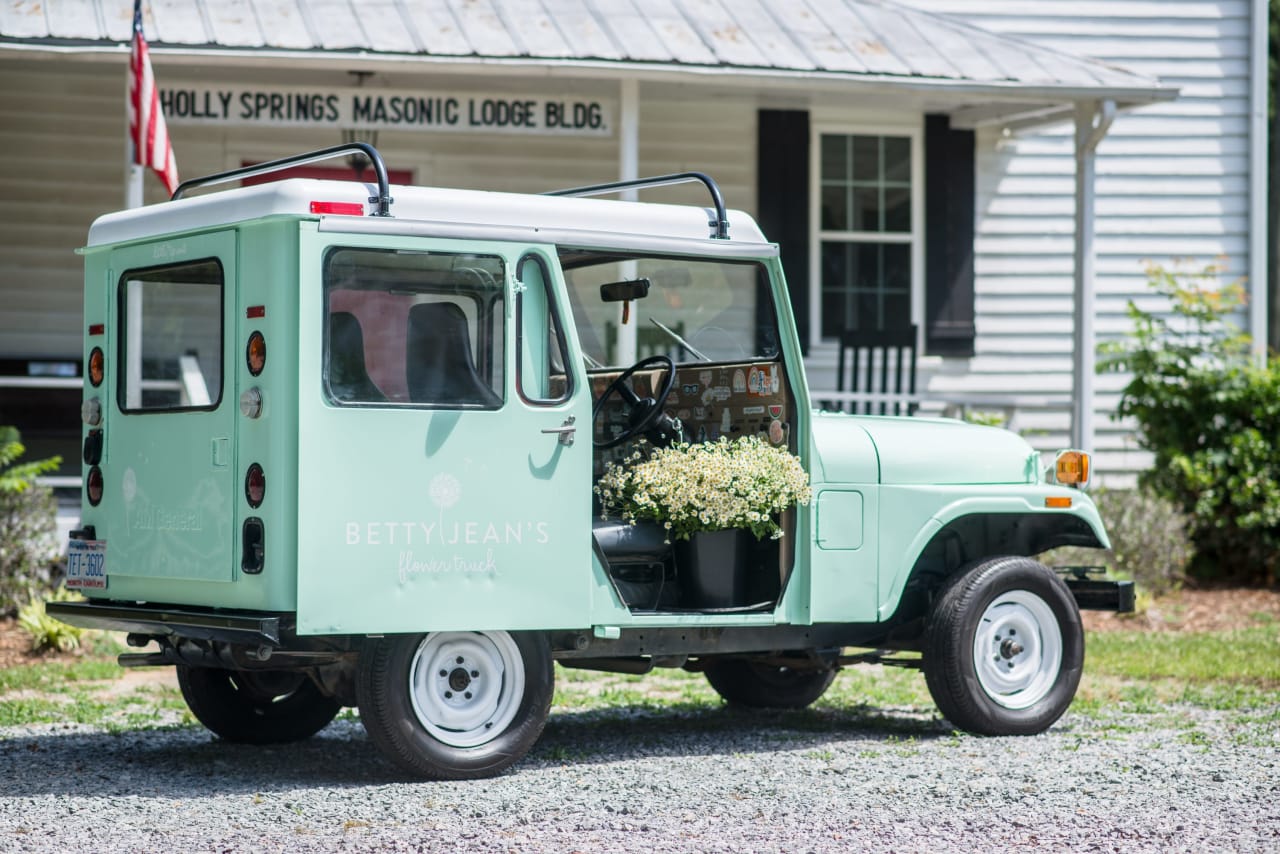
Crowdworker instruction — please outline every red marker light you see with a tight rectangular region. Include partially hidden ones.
[86,466,104,506]
[88,323,105,336]
[245,463,266,508]
[310,201,364,216]
[246,305,266,319]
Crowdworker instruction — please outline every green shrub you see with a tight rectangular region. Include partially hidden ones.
[17,586,86,653]
[0,426,62,615]
[1099,260,1280,582]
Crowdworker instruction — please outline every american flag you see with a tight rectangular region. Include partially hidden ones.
[128,0,179,195]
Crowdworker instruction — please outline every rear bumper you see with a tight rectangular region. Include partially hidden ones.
[1065,578,1135,613]
[46,601,284,647]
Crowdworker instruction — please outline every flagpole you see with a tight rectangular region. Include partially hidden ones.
[125,1,142,209]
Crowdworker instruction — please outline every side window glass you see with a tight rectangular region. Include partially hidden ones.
[323,248,505,409]
[117,259,224,412]
[516,254,572,404]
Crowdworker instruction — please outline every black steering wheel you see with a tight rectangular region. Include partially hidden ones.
[592,354,677,449]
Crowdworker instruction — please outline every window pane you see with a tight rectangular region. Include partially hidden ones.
[324,248,505,408]
[884,186,911,232]
[820,184,848,231]
[884,136,911,183]
[820,135,848,181]
[852,136,880,182]
[851,186,879,232]
[118,260,223,412]
[820,240,912,335]
[560,252,778,368]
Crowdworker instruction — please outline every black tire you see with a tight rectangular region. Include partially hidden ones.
[177,667,343,744]
[704,656,837,709]
[923,556,1084,736]
[356,631,553,780]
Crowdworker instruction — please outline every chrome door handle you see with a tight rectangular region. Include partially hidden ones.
[540,415,577,446]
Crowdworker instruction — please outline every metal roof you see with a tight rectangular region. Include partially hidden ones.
[0,1,1175,122]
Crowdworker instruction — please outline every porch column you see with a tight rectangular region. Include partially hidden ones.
[1071,99,1115,453]
[615,78,640,364]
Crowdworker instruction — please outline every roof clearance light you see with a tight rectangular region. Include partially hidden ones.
[1054,450,1090,488]
[310,201,364,216]
[88,347,104,387]
[246,331,266,376]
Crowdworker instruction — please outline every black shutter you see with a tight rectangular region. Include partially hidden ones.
[924,114,976,357]
[756,110,810,352]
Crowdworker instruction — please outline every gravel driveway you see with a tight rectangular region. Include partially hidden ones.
[1,701,1277,853]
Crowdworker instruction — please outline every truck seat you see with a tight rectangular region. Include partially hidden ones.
[406,303,502,407]
[328,312,384,402]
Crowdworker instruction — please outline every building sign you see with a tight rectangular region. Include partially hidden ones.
[159,85,612,137]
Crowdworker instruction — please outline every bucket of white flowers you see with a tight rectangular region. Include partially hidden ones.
[595,436,812,607]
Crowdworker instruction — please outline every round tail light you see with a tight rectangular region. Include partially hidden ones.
[245,463,266,508]
[86,466,104,506]
[246,332,266,376]
[88,347,104,387]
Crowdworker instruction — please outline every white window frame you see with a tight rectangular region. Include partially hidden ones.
[808,122,924,352]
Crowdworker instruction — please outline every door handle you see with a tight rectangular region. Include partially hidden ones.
[540,415,576,446]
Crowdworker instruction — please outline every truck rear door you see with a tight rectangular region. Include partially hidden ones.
[103,231,238,583]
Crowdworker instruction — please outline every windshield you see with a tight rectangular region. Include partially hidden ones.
[558,251,779,368]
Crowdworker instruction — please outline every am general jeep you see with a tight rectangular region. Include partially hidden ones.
[51,144,1130,780]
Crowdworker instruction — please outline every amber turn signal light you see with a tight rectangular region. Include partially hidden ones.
[1054,450,1090,487]
[88,347,104,387]
[246,331,266,376]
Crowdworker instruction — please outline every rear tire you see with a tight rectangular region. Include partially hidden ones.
[177,667,342,744]
[704,657,837,709]
[923,556,1083,736]
[356,631,553,780]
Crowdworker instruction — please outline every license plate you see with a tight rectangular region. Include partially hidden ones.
[66,539,108,589]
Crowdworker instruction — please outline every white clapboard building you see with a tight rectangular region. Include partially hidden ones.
[0,0,1268,492]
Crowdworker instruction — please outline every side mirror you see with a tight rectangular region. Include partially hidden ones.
[599,278,650,302]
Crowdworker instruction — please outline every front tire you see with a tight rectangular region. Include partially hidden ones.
[356,631,553,780]
[704,656,837,709]
[177,667,342,744]
[923,556,1083,736]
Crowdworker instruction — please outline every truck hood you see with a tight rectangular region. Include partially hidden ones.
[811,413,1040,485]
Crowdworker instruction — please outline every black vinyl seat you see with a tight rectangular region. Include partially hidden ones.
[405,302,502,407]
[328,311,384,402]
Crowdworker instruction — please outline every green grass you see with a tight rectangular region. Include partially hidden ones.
[2,625,1276,732]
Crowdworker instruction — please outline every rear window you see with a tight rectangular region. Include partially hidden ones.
[323,248,505,409]
[116,259,224,413]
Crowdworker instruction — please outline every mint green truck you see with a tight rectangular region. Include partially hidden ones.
[52,144,1128,780]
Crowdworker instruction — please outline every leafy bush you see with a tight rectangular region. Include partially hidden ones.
[17,586,86,653]
[1099,260,1280,582]
[1047,487,1192,598]
[0,426,62,615]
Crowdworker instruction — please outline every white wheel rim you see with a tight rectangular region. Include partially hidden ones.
[972,589,1063,710]
[408,632,525,748]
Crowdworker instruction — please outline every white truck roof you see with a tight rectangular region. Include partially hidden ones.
[85,178,771,252]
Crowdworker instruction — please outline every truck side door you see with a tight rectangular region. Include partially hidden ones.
[295,228,591,635]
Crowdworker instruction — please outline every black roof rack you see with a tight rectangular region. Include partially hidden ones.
[545,172,730,240]
[170,142,392,217]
